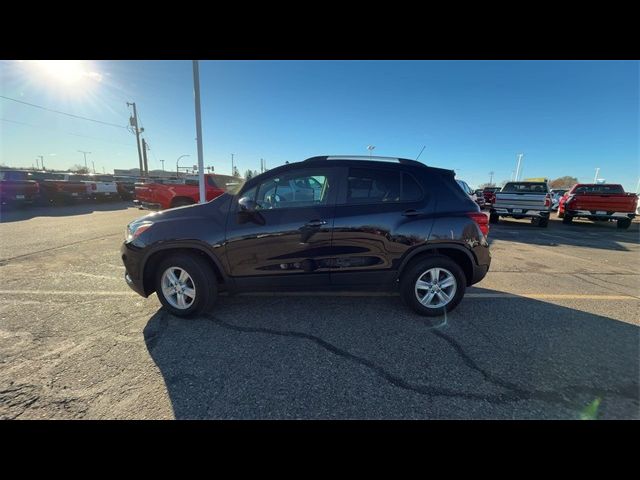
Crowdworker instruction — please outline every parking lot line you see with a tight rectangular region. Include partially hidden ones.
[1,290,635,301]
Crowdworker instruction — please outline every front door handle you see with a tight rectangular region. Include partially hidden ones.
[402,209,422,217]
[305,219,327,227]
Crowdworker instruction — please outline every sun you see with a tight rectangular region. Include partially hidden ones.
[31,60,101,86]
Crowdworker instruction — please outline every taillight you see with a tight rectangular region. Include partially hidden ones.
[467,212,489,237]
[91,183,97,191]
[544,193,551,207]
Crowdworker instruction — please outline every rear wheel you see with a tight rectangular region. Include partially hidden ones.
[562,215,573,225]
[557,210,564,219]
[533,217,549,228]
[154,253,218,317]
[400,256,466,317]
[617,218,631,230]
[489,212,499,224]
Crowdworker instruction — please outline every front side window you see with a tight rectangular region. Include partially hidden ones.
[241,170,332,210]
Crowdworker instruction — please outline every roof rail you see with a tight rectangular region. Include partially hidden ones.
[303,155,426,167]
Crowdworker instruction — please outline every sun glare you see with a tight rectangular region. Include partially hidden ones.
[31,60,102,86]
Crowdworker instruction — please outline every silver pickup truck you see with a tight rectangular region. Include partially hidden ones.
[490,181,552,227]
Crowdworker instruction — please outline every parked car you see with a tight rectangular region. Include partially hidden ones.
[134,174,226,210]
[30,172,91,204]
[474,189,486,208]
[82,174,119,201]
[482,187,501,206]
[122,155,491,318]
[557,183,637,229]
[490,181,552,227]
[114,176,137,200]
[550,189,568,211]
[456,180,478,202]
[0,170,40,206]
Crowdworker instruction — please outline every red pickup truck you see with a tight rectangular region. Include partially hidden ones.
[31,172,90,204]
[0,170,40,206]
[558,183,637,229]
[482,187,501,206]
[134,174,226,210]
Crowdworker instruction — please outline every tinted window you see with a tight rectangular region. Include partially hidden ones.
[241,170,332,210]
[573,184,624,194]
[502,182,548,193]
[346,168,401,204]
[402,173,423,202]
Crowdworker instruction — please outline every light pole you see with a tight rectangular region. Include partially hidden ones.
[176,154,190,176]
[78,150,91,171]
[36,155,44,170]
[594,167,600,183]
[515,153,524,181]
[192,60,206,204]
[231,153,235,177]
[160,159,165,172]
[91,161,95,174]
[489,171,494,185]
[367,145,375,158]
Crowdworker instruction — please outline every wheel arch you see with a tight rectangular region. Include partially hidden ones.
[141,242,227,296]
[397,244,475,286]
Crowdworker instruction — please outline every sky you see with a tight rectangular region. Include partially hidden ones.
[1,60,638,191]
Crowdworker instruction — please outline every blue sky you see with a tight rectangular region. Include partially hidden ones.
[1,60,638,190]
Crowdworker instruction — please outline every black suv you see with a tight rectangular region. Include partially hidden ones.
[121,156,491,317]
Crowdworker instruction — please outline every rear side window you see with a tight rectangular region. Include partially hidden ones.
[502,182,548,193]
[344,168,423,204]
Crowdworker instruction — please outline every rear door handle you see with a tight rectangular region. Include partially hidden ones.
[305,219,327,227]
[402,209,422,217]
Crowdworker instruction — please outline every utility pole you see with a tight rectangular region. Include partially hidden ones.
[594,167,600,183]
[141,138,149,176]
[231,153,235,177]
[489,171,494,185]
[127,102,144,176]
[367,145,375,158]
[78,150,91,171]
[160,159,165,172]
[260,158,264,173]
[35,157,40,170]
[192,60,206,204]
[91,160,95,174]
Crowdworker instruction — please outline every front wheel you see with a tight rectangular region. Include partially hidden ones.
[617,218,631,230]
[154,253,218,317]
[562,215,573,225]
[489,212,499,224]
[400,256,466,317]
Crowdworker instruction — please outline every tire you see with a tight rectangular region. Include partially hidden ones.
[489,212,499,224]
[562,215,573,225]
[617,218,631,230]
[154,253,218,317]
[400,255,467,317]
[538,217,549,228]
[171,198,195,208]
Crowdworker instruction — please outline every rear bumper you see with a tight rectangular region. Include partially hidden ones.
[492,207,549,218]
[471,263,489,285]
[566,210,635,220]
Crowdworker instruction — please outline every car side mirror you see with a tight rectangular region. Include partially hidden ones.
[238,196,258,212]
[237,197,265,225]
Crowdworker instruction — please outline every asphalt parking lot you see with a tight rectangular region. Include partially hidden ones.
[0,201,638,419]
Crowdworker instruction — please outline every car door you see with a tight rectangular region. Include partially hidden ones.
[224,166,339,290]
[330,166,435,288]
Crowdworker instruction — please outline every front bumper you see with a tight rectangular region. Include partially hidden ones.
[121,241,148,297]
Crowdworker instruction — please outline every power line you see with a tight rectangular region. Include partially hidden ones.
[0,95,128,129]
[1,118,136,147]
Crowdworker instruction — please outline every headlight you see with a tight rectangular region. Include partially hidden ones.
[125,221,153,242]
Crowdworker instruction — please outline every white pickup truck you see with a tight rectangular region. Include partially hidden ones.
[82,174,119,200]
[490,181,552,227]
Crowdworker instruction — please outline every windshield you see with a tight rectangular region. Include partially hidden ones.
[502,182,548,193]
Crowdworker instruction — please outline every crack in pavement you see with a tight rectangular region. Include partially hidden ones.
[200,313,639,413]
